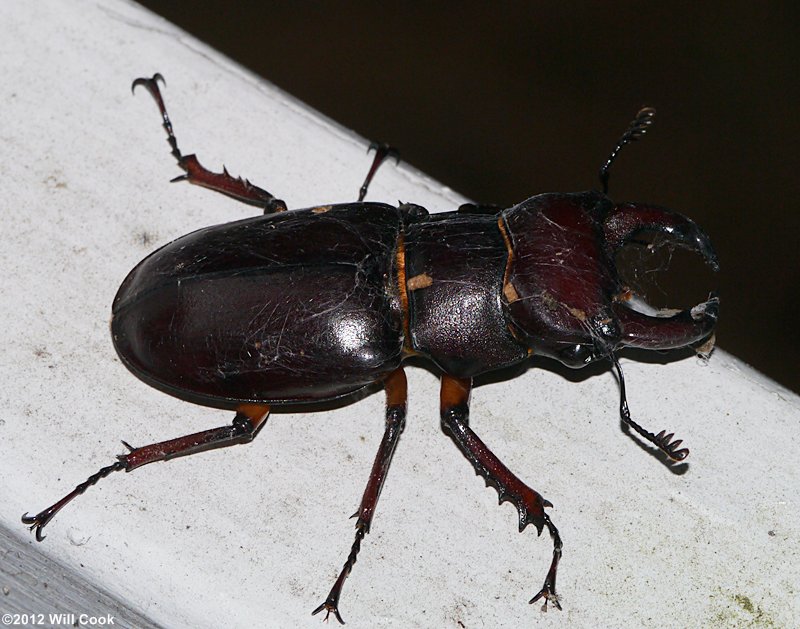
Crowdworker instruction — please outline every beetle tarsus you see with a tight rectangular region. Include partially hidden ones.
[311,595,346,624]
[530,581,562,612]
[22,459,127,541]
[312,519,363,624]
[528,510,562,611]
[132,74,181,163]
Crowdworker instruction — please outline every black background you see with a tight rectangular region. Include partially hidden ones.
[136,2,799,394]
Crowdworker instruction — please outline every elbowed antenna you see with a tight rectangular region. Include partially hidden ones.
[599,108,656,194]
[610,354,690,461]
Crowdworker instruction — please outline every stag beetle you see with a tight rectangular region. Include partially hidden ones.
[23,74,718,623]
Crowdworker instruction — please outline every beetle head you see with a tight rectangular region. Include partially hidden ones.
[501,191,718,368]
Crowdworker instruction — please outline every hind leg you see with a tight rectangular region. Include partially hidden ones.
[132,74,287,213]
[23,404,270,540]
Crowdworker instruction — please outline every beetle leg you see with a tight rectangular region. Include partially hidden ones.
[357,142,399,201]
[439,375,563,612]
[132,74,287,213]
[312,368,407,624]
[22,404,270,541]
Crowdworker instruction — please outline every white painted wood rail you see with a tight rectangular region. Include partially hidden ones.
[1,2,798,627]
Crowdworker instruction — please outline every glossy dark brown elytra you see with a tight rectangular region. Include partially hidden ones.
[23,74,719,623]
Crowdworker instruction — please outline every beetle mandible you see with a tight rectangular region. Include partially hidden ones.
[23,74,719,623]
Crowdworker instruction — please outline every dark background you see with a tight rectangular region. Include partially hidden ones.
[136,2,799,395]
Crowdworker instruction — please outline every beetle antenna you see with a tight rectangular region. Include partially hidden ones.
[599,108,656,194]
[610,354,689,461]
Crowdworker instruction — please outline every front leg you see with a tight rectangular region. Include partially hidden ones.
[439,375,563,612]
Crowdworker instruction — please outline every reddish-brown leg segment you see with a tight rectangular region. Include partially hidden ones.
[312,368,407,624]
[132,74,288,213]
[357,142,399,202]
[133,75,400,210]
[439,375,563,612]
[22,404,270,541]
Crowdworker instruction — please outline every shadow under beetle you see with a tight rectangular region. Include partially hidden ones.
[24,74,719,622]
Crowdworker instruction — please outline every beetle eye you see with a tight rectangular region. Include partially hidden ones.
[558,344,595,368]
[594,318,620,342]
